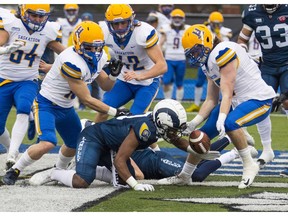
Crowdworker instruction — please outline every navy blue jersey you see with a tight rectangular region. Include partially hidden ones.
[242,5,288,67]
[84,113,158,152]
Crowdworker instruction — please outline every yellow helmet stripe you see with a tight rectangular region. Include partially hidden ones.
[236,105,270,126]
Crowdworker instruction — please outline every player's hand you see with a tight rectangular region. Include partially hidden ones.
[216,113,226,139]
[190,149,220,160]
[39,60,52,73]
[133,183,155,191]
[115,108,131,117]
[108,58,123,77]
[183,120,197,136]
[0,41,24,55]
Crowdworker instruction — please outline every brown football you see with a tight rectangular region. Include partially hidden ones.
[189,130,211,154]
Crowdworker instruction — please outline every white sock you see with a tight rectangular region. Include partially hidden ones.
[13,150,36,171]
[176,88,184,101]
[180,161,196,177]
[0,128,10,152]
[218,150,237,165]
[29,110,34,121]
[95,166,112,183]
[8,114,29,158]
[56,149,74,169]
[194,87,203,106]
[51,169,75,187]
[256,116,272,151]
[164,87,173,99]
[238,147,254,166]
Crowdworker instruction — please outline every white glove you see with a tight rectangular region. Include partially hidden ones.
[0,41,24,55]
[133,183,155,191]
[183,115,204,136]
[216,113,226,140]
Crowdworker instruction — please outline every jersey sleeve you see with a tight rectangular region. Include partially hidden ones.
[241,5,257,29]
[215,47,237,69]
[133,119,158,146]
[0,8,16,30]
[45,21,62,43]
[61,61,82,80]
[135,22,159,49]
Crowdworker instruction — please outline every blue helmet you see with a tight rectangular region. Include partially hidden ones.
[81,12,94,21]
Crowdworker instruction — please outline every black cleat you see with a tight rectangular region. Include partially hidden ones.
[2,168,20,185]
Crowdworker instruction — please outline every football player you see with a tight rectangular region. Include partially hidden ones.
[1,21,129,185]
[36,99,219,191]
[237,5,288,171]
[0,4,66,170]
[57,4,82,47]
[159,9,190,102]
[186,11,233,113]
[159,24,276,189]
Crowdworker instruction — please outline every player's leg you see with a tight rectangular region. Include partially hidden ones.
[2,96,57,185]
[94,80,133,123]
[162,60,174,99]
[6,80,38,170]
[175,60,186,102]
[224,98,272,188]
[0,81,14,153]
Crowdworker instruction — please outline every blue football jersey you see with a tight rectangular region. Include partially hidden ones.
[242,4,288,67]
[96,113,158,151]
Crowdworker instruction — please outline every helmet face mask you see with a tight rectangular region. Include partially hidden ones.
[21,4,50,32]
[185,44,211,67]
[80,42,104,65]
[170,9,185,27]
[64,4,79,22]
[152,99,187,143]
[105,4,135,40]
[263,4,280,14]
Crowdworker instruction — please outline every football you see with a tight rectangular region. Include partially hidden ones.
[189,130,211,154]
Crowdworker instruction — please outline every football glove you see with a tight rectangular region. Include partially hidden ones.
[133,183,155,191]
[108,58,124,77]
[272,92,288,112]
[115,108,131,117]
[0,41,24,55]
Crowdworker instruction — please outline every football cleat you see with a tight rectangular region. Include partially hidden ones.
[280,169,288,177]
[5,159,16,172]
[29,167,56,186]
[157,174,192,185]
[186,103,200,112]
[2,168,20,185]
[257,150,275,169]
[238,162,259,189]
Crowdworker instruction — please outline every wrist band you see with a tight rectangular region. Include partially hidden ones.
[109,74,117,81]
[126,176,138,188]
[107,107,117,116]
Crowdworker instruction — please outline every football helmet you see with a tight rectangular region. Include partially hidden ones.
[208,11,224,32]
[105,4,135,39]
[72,21,105,66]
[182,24,214,67]
[170,9,185,27]
[152,99,187,142]
[64,4,79,22]
[159,4,174,16]
[262,5,280,14]
[81,12,93,21]
[20,4,50,32]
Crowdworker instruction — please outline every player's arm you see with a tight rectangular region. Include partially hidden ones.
[130,158,144,180]
[95,70,115,91]
[66,76,118,116]
[47,40,66,55]
[159,31,167,48]
[219,59,237,116]
[237,25,253,51]
[0,29,9,46]
[115,129,154,191]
